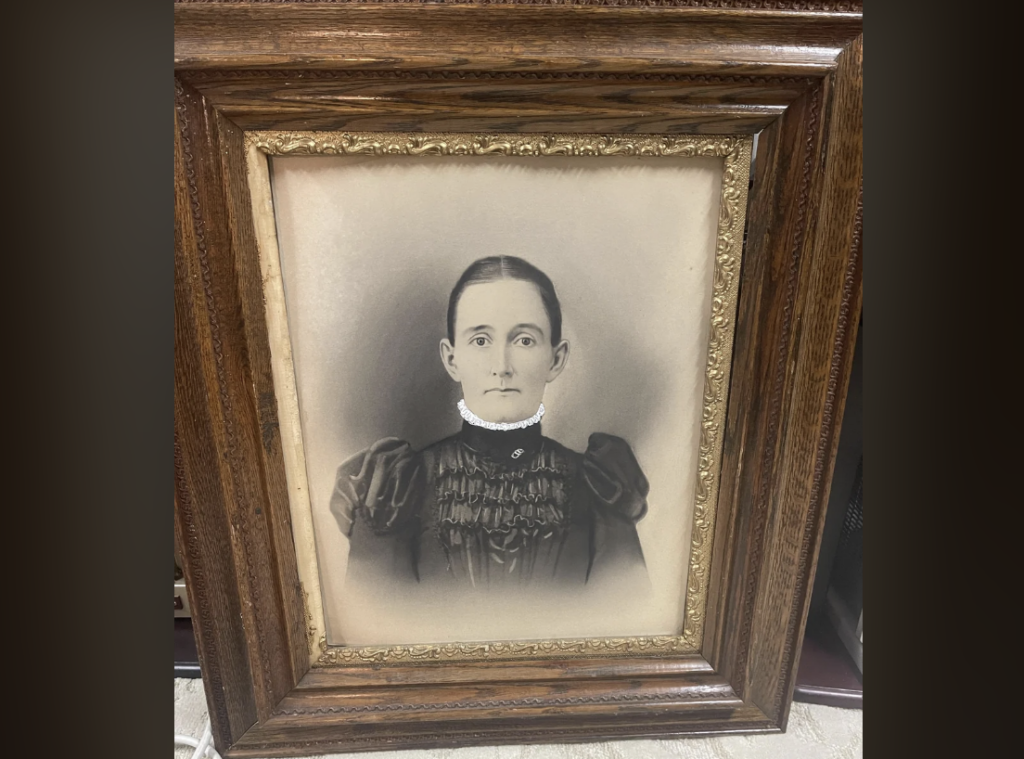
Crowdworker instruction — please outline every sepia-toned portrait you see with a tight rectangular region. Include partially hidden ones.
[253,136,749,649]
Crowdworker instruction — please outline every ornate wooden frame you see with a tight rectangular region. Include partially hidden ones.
[173,2,863,756]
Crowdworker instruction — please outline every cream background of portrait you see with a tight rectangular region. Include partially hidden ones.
[270,154,723,646]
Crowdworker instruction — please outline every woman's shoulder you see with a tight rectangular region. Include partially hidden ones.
[329,437,427,536]
[575,433,649,523]
[582,433,645,470]
[534,432,642,462]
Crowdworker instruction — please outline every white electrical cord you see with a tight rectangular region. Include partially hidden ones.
[174,717,222,759]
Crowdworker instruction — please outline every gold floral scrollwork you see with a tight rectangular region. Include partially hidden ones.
[247,132,745,162]
[682,138,750,647]
[316,634,691,666]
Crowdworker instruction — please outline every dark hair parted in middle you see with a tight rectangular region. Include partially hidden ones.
[446,256,563,345]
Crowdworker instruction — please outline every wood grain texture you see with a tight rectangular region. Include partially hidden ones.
[700,83,816,694]
[175,78,302,724]
[175,5,859,76]
[175,105,259,746]
[179,70,802,133]
[215,109,312,687]
[298,654,714,689]
[228,707,777,758]
[173,3,862,755]
[176,1,861,7]
[702,35,860,728]
[749,33,862,726]
[274,673,740,723]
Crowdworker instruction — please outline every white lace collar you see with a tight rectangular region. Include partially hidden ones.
[457,399,545,431]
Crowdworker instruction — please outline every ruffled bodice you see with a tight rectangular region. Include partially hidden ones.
[330,423,649,587]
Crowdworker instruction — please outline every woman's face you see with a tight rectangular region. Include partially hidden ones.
[440,279,569,424]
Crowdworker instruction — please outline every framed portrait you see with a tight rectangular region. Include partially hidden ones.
[174,3,863,756]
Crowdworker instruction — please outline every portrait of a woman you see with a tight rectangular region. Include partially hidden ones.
[329,255,651,592]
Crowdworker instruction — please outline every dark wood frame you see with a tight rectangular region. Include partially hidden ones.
[173,2,863,755]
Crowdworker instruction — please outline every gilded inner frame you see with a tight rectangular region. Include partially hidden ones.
[243,132,752,667]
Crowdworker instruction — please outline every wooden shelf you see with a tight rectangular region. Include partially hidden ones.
[793,614,863,709]
[174,618,201,678]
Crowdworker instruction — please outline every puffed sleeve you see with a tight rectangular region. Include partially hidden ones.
[580,433,649,523]
[329,438,427,537]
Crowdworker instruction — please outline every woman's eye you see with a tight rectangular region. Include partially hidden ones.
[519,337,533,346]
[473,337,488,347]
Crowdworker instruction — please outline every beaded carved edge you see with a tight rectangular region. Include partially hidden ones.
[244,132,751,666]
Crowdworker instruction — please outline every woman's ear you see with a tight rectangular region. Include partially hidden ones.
[439,338,461,382]
[547,339,570,383]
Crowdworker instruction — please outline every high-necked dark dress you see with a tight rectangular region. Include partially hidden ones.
[330,422,650,591]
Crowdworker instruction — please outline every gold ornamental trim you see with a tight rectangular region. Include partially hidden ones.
[248,131,746,160]
[248,132,750,666]
[316,634,694,665]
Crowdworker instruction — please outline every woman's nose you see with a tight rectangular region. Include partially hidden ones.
[491,346,513,377]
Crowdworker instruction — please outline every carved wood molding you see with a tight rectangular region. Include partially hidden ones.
[175,0,861,10]
[181,69,817,86]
